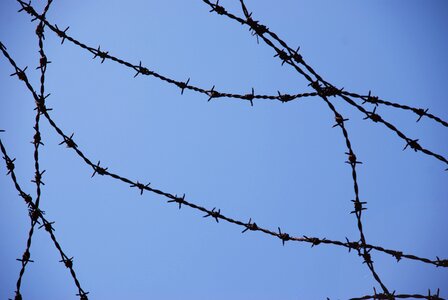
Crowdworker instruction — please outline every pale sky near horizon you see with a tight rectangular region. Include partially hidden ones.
[1,1,447,299]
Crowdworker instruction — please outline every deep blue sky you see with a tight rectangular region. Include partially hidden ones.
[1,1,447,299]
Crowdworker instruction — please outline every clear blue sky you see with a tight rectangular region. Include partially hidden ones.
[1,1,447,299]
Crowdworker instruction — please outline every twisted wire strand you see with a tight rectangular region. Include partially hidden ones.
[12,1,54,298]
[1,40,446,271]
[204,0,448,129]
[349,288,443,300]
[14,0,318,106]
[1,1,445,299]
[0,138,89,300]
[206,0,448,295]
[207,1,448,296]
[229,0,390,293]
[17,0,447,166]
[16,1,448,166]
[341,91,448,127]
[203,0,447,168]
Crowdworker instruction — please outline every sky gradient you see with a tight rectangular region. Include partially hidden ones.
[1,1,447,299]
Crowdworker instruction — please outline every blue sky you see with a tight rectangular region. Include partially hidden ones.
[1,1,447,299]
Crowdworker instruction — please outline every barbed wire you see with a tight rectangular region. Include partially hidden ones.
[14,0,448,134]
[208,0,447,296]
[16,0,448,167]
[16,0,448,169]
[206,1,448,129]
[349,287,442,300]
[204,0,448,169]
[14,1,320,106]
[340,91,448,127]
[3,1,89,299]
[10,0,53,296]
[0,138,89,300]
[1,0,446,299]
[2,36,448,267]
[1,37,446,299]
[230,0,391,292]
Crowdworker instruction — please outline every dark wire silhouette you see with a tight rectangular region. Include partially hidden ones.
[0,0,446,299]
